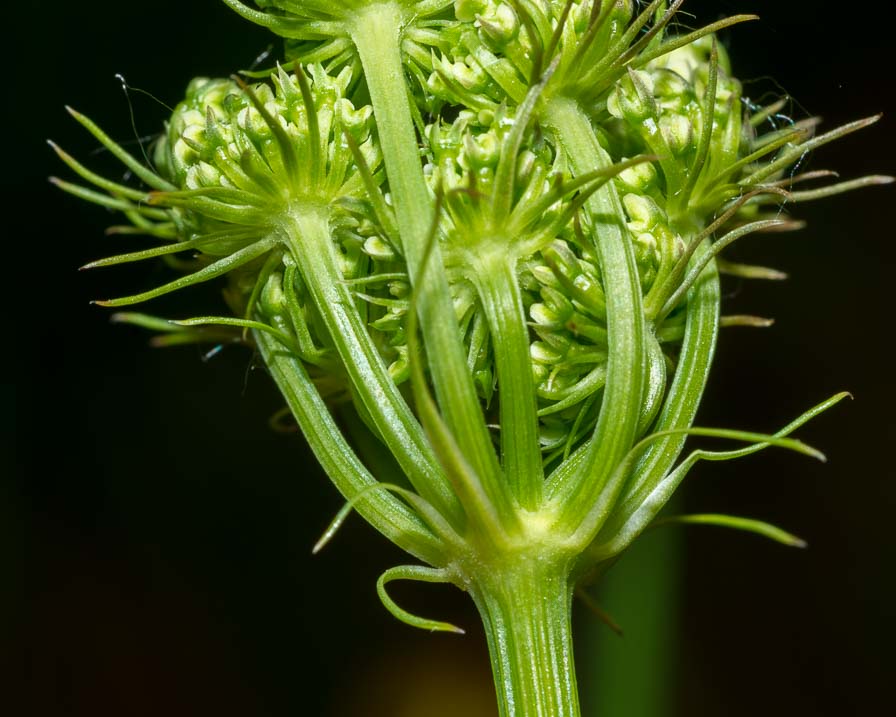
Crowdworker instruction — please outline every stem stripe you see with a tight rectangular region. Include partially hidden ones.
[254,327,445,565]
[472,254,544,509]
[543,97,646,526]
[284,207,461,521]
[350,3,507,513]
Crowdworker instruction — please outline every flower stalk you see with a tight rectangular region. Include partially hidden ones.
[353,4,510,501]
[540,95,646,533]
[53,1,891,714]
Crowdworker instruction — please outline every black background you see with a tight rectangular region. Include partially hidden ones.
[8,1,895,715]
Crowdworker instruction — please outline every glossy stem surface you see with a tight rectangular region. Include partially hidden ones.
[350,3,505,504]
[468,558,581,717]
[542,97,645,534]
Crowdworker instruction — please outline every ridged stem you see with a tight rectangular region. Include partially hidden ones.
[542,97,646,531]
[349,3,507,512]
[252,326,445,565]
[468,557,580,717]
[470,252,544,509]
[281,206,460,520]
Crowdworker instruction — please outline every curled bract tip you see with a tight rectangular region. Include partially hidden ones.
[377,565,465,635]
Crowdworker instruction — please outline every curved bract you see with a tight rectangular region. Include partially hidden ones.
[54,2,891,715]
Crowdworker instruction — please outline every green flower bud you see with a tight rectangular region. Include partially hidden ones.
[615,158,659,195]
[659,113,694,155]
[650,68,694,113]
[622,192,667,233]
[476,2,519,48]
[607,70,656,123]
[455,0,486,22]
[463,130,501,169]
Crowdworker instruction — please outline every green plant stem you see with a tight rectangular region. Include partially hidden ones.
[281,206,459,520]
[252,326,445,565]
[590,243,720,557]
[542,97,645,530]
[468,557,580,717]
[349,3,506,510]
[470,252,543,509]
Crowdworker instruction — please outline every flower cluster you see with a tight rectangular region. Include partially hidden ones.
[54,3,889,714]
[54,0,888,567]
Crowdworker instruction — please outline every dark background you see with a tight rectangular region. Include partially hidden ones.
[8,1,894,715]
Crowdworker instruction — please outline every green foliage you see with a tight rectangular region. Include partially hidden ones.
[53,2,891,714]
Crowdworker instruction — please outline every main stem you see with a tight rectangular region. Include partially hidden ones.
[467,558,581,717]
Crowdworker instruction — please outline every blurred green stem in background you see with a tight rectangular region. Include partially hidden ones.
[581,505,682,717]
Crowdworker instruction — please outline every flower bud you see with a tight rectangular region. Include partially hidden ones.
[463,128,500,169]
[615,158,659,195]
[336,98,373,141]
[607,70,656,123]
[477,2,519,48]
[455,0,487,22]
[622,193,666,233]
[659,113,694,155]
